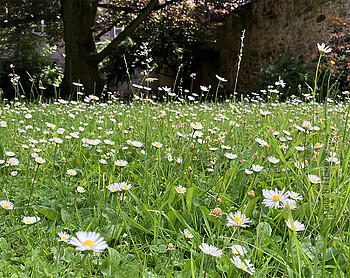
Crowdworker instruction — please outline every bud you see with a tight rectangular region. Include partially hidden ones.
[209,208,223,218]
[61,157,66,163]
[247,190,255,198]
[167,243,175,251]
[215,198,222,205]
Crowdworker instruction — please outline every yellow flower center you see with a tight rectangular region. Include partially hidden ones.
[178,188,183,193]
[112,186,115,191]
[294,225,297,230]
[291,195,296,199]
[61,236,67,240]
[206,250,210,254]
[185,234,190,238]
[242,264,246,269]
[119,163,123,166]
[3,205,9,210]
[234,216,242,223]
[122,184,127,190]
[26,220,32,224]
[273,195,281,202]
[83,240,95,247]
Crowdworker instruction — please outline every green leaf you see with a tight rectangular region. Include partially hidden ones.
[35,207,59,221]
[257,222,272,245]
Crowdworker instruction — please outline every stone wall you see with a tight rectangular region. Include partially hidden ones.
[196,0,350,94]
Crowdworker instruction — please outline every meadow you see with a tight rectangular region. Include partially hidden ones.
[0,46,350,277]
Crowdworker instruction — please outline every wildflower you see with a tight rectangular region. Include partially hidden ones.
[288,191,303,201]
[199,243,222,257]
[5,151,15,157]
[77,186,85,193]
[152,142,163,148]
[209,208,224,218]
[190,122,203,130]
[230,245,248,255]
[245,169,253,175]
[247,190,255,198]
[302,121,313,130]
[175,185,186,194]
[120,182,132,191]
[230,256,255,275]
[22,216,40,224]
[0,200,14,210]
[308,174,321,184]
[224,153,238,160]
[114,160,128,166]
[294,161,305,169]
[282,199,297,210]
[285,219,305,231]
[7,158,19,166]
[67,169,77,176]
[317,43,332,54]
[69,231,108,252]
[252,164,263,172]
[215,74,228,82]
[35,157,46,164]
[167,153,173,162]
[295,146,305,151]
[167,243,175,251]
[227,211,251,227]
[262,188,289,209]
[58,232,71,242]
[267,156,279,164]
[181,229,194,239]
[313,142,323,149]
[11,171,18,176]
[108,183,122,192]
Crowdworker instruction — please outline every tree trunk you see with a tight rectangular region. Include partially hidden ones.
[60,0,104,98]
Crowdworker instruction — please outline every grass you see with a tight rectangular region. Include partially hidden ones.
[0,89,349,277]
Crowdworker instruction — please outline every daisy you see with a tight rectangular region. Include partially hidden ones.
[294,161,305,169]
[152,142,163,148]
[226,211,252,227]
[215,74,227,82]
[11,171,18,176]
[282,199,297,210]
[0,200,14,210]
[69,231,108,252]
[114,160,128,167]
[120,182,132,191]
[224,153,238,160]
[308,174,321,184]
[35,157,46,164]
[108,183,122,192]
[262,188,289,209]
[230,244,248,255]
[181,229,194,239]
[58,232,71,242]
[288,191,303,201]
[267,156,279,164]
[67,169,77,176]
[199,243,222,257]
[252,164,263,172]
[5,151,15,157]
[77,186,85,193]
[175,185,186,194]
[245,169,253,175]
[285,219,305,231]
[22,216,40,224]
[317,43,332,54]
[190,122,203,130]
[7,158,19,166]
[230,256,255,275]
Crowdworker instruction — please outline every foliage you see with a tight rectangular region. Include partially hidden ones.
[319,13,350,92]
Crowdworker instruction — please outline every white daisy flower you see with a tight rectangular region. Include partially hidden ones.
[262,188,289,209]
[226,211,252,227]
[152,142,163,148]
[35,157,46,164]
[230,256,255,275]
[175,185,186,194]
[285,219,305,231]
[288,191,303,201]
[77,186,85,193]
[252,164,263,172]
[308,174,321,184]
[0,200,14,210]
[230,244,248,255]
[22,216,40,224]
[199,243,222,257]
[267,156,279,164]
[58,232,71,242]
[317,42,332,54]
[114,160,128,167]
[180,229,194,239]
[67,169,77,176]
[224,153,238,160]
[69,231,108,252]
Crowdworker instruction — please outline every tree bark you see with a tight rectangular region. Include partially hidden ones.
[60,0,104,97]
